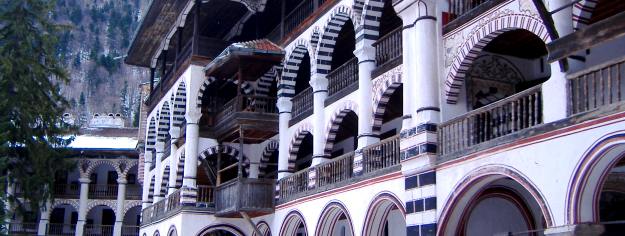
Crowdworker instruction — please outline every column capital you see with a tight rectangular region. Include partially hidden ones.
[78,178,91,184]
[309,74,328,92]
[117,177,128,185]
[353,44,376,62]
[185,110,202,124]
[277,97,293,113]
[169,127,181,139]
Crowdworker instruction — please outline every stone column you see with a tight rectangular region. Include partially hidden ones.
[277,97,293,180]
[413,12,440,125]
[168,127,180,195]
[310,73,329,166]
[113,177,127,236]
[354,44,379,148]
[181,110,201,206]
[37,200,51,236]
[75,177,90,236]
[153,143,164,202]
[400,20,416,130]
[141,151,153,209]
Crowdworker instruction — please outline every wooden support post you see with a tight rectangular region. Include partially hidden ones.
[149,67,155,92]
[238,128,244,178]
[216,144,222,186]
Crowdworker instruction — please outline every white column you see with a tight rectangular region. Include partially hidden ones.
[277,97,293,180]
[400,22,416,130]
[310,73,329,166]
[413,14,440,125]
[113,177,127,236]
[181,110,201,205]
[153,143,164,202]
[75,177,90,236]
[168,127,180,195]
[141,151,153,209]
[548,0,584,70]
[354,44,379,148]
[37,200,51,236]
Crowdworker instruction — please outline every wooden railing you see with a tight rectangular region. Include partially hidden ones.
[8,222,38,235]
[141,205,154,224]
[568,56,625,116]
[126,184,142,200]
[373,27,402,67]
[448,0,491,22]
[47,223,75,236]
[152,197,167,217]
[291,87,313,119]
[362,135,400,174]
[121,226,140,236]
[84,225,113,236]
[197,185,215,205]
[166,189,182,212]
[53,183,80,198]
[284,0,315,34]
[214,95,278,126]
[328,58,359,96]
[278,168,309,199]
[215,178,276,216]
[439,86,543,155]
[316,152,354,188]
[88,184,118,199]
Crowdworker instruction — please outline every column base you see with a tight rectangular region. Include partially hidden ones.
[113,221,123,236]
[75,220,86,236]
[180,186,198,206]
[37,219,49,236]
[544,224,605,236]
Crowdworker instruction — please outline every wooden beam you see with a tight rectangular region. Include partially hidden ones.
[547,11,625,63]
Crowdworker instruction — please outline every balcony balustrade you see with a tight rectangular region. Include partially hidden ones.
[361,135,401,174]
[84,224,113,236]
[568,56,625,116]
[121,226,140,236]
[126,184,142,200]
[197,185,215,207]
[47,223,75,236]
[373,27,403,72]
[213,95,278,126]
[53,183,80,198]
[284,0,315,34]
[88,184,118,199]
[214,178,276,217]
[8,222,37,235]
[141,187,214,225]
[327,57,359,97]
[438,86,542,156]
[277,136,401,202]
[448,0,491,22]
[291,87,313,120]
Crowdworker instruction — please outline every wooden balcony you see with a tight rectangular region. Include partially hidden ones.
[8,222,37,235]
[84,225,113,236]
[277,136,401,203]
[214,178,276,217]
[88,184,118,199]
[372,27,402,78]
[326,58,359,106]
[438,86,542,156]
[53,183,80,198]
[443,0,508,34]
[568,56,625,116]
[290,87,313,125]
[206,95,279,143]
[47,223,76,236]
[141,187,215,225]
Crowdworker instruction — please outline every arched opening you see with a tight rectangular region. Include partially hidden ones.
[201,151,245,185]
[48,204,78,235]
[148,176,156,203]
[126,165,142,200]
[439,170,549,236]
[160,166,171,197]
[88,164,119,199]
[294,51,311,95]
[330,20,355,71]
[316,203,354,236]
[465,29,549,110]
[261,143,279,179]
[326,111,358,158]
[293,133,313,172]
[197,224,245,236]
[378,0,402,37]
[85,205,115,235]
[362,193,406,236]
[596,156,625,234]
[122,206,141,235]
[201,230,237,236]
[280,211,307,236]
[375,84,403,139]
[253,221,272,236]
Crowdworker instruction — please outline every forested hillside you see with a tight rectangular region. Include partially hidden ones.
[54,0,150,126]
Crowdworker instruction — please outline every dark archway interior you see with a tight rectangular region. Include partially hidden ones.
[296,222,306,236]
[599,158,625,235]
[202,152,243,184]
[378,0,403,37]
[202,230,237,236]
[331,111,358,158]
[264,150,279,179]
[200,81,239,125]
[295,133,313,171]
[380,85,403,140]
[467,29,548,110]
[295,52,311,94]
[331,19,356,71]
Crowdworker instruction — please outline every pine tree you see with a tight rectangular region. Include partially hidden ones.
[0,0,75,230]
[120,80,130,117]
